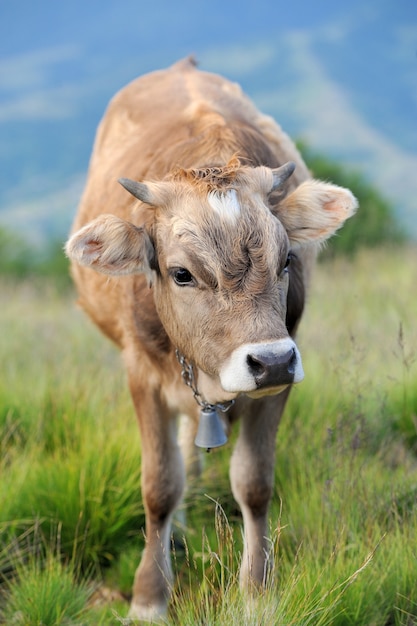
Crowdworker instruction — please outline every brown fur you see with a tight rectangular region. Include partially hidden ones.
[66,58,356,620]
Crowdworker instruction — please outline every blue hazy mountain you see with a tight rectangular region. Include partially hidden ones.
[0,0,415,243]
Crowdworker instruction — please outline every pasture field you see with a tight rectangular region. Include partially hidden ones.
[1,245,417,625]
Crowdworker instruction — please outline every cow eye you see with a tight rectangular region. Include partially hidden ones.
[172,267,194,286]
[282,252,293,275]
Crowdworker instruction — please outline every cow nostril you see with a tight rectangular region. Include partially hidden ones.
[246,354,266,377]
[288,348,297,374]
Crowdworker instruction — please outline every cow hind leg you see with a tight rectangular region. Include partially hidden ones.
[174,413,201,538]
[177,412,201,480]
[229,390,290,591]
[127,374,186,621]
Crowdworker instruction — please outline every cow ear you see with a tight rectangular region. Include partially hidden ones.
[65,214,155,277]
[273,180,358,245]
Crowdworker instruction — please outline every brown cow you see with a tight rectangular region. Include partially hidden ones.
[66,57,357,620]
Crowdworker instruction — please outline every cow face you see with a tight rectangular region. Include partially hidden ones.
[66,162,357,403]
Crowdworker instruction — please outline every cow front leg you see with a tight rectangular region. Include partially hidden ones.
[127,377,185,621]
[229,390,290,590]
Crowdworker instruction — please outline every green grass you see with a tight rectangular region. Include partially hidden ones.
[0,246,416,625]
[1,538,94,626]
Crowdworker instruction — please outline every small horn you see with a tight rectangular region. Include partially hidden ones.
[118,178,154,205]
[271,161,296,192]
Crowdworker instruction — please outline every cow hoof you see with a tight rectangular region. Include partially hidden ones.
[127,600,167,623]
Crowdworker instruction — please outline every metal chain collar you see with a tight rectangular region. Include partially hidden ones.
[175,349,235,414]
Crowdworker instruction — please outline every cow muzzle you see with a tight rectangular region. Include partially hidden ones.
[219,338,304,394]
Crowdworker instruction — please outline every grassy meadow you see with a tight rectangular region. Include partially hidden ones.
[1,245,417,625]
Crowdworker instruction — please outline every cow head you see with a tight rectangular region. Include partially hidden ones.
[66,160,357,403]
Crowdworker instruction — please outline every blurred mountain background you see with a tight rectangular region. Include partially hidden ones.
[0,0,415,245]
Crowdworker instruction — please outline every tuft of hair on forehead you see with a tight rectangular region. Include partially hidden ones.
[170,156,241,191]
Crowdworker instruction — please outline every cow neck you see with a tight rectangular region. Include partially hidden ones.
[175,350,234,451]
